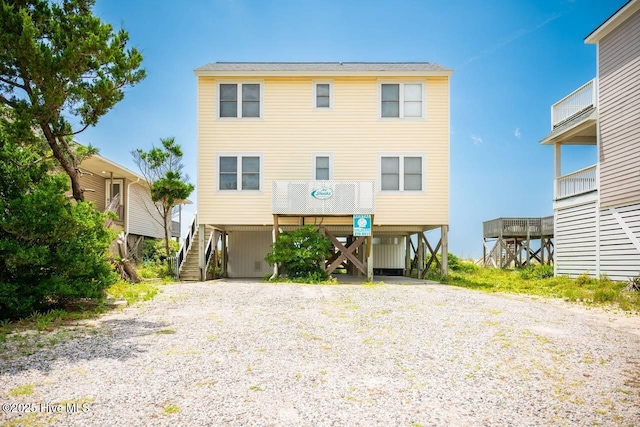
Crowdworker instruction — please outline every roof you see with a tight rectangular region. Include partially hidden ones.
[585,0,639,44]
[194,62,453,76]
[80,153,146,183]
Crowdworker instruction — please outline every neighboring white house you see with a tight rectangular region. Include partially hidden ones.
[540,0,640,280]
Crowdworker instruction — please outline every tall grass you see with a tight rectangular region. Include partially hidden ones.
[446,261,640,312]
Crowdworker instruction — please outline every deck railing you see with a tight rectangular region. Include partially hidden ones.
[272,180,375,215]
[483,217,554,238]
[551,79,596,129]
[556,165,597,200]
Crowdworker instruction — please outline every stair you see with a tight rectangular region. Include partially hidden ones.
[179,228,202,281]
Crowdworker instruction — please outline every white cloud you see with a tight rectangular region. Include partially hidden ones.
[471,134,483,145]
[514,128,522,138]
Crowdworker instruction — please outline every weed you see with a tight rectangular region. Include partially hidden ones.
[249,385,264,391]
[8,384,34,396]
[162,403,180,415]
[154,328,176,335]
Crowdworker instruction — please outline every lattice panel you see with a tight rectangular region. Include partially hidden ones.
[272,180,375,215]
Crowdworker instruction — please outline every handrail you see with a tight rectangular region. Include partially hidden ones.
[104,193,121,227]
[176,212,197,276]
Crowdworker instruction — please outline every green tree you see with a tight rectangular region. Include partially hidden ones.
[132,137,194,270]
[0,115,116,319]
[0,0,145,201]
[265,226,332,280]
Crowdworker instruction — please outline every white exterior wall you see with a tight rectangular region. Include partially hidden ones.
[599,203,640,281]
[128,183,166,239]
[555,201,597,277]
[373,236,405,269]
[227,231,273,278]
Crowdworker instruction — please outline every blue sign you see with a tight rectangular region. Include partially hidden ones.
[353,214,371,236]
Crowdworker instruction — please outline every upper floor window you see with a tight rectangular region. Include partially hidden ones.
[380,83,424,118]
[219,155,261,190]
[380,155,424,191]
[313,82,333,109]
[219,83,261,118]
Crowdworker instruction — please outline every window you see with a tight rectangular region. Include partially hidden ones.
[105,179,124,206]
[313,82,333,109]
[219,83,261,118]
[380,83,424,118]
[312,153,333,180]
[380,155,424,191]
[218,155,261,190]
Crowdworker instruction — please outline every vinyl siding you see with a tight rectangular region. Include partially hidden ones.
[598,8,640,208]
[198,76,449,227]
[79,173,106,212]
[128,182,166,239]
[555,201,597,277]
[373,236,405,268]
[599,203,640,281]
[227,231,273,277]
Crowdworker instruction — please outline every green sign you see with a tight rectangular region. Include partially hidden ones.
[353,214,371,236]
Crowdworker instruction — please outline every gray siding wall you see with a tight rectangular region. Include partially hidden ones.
[555,201,597,277]
[598,8,640,208]
[228,231,273,278]
[599,203,640,281]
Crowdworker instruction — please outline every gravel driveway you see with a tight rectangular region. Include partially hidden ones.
[1,279,639,426]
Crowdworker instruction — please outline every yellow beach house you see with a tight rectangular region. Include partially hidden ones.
[180,62,452,281]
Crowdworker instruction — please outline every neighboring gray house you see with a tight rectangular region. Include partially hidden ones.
[540,0,640,280]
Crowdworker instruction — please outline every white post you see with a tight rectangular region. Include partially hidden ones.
[554,143,562,199]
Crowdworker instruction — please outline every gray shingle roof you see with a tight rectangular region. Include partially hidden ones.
[195,62,451,72]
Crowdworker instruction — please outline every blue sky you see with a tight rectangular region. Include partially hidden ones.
[81,0,621,259]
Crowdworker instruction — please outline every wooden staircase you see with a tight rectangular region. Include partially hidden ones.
[179,227,202,281]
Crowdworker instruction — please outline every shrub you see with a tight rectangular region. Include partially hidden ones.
[0,128,116,319]
[264,225,332,280]
[142,238,179,265]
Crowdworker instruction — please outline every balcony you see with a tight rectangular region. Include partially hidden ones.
[483,217,554,239]
[551,79,597,129]
[555,165,597,200]
[272,180,375,215]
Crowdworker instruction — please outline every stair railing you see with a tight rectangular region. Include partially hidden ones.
[176,212,197,277]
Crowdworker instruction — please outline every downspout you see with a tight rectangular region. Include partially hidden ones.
[125,178,141,256]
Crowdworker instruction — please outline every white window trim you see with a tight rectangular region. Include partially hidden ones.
[216,81,264,120]
[377,153,427,193]
[312,80,334,110]
[378,81,426,120]
[105,178,124,205]
[311,152,334,180]
[217,152,264,192]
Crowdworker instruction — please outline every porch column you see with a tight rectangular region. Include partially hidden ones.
[222,232,228,278]
[405,235,411,277]
[366,236,373,281]
[554,143,562,199]
[418,233,425,278]
[272,215,279,277]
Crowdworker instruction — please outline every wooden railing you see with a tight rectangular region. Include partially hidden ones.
[556,165,597,200]
[483,217,554,238]
[176,212,197,276]
[551,79,596,129]
[104,193,121,228]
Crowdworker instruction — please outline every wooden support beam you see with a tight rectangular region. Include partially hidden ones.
[441,225,448,277]
[222,232,228,278]
[324,230,367,276]
[405,235,411,277]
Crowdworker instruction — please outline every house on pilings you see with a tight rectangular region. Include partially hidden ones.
[180,62,452,281]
